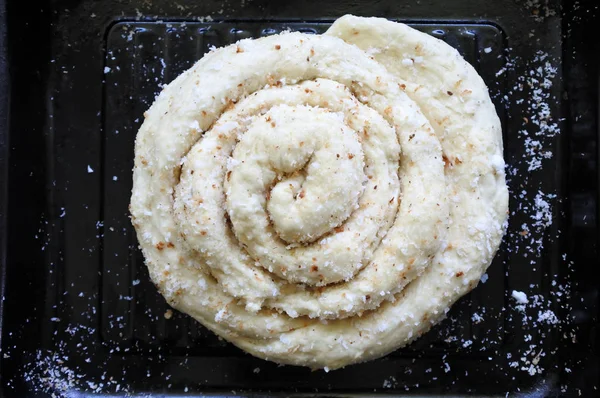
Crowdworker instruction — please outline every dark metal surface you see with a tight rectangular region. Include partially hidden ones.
[0,0,8,390]
[560,0,600,390]
[1,0,598,396]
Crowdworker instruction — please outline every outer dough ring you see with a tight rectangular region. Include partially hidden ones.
[130,16,508,370]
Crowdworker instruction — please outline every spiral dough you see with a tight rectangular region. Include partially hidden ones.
[130,15,509,369]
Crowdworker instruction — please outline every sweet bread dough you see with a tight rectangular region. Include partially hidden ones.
[130,15,508,369]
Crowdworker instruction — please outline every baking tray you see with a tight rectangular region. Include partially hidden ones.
[1,0,598,396]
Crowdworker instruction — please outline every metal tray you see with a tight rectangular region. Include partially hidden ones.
[1,0,598,396]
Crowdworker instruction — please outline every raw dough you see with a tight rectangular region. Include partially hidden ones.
[130,15,508,369]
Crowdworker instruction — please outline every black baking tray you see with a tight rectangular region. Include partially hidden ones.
[1,0,599,396]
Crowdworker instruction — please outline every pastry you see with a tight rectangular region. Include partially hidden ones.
[130,15,508,369]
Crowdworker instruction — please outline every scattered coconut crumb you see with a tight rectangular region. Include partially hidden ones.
[512,290,529,304]
[383,376,397,388]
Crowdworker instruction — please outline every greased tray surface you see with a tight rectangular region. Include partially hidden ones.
[1,0,598,396]
[103,21,507,357]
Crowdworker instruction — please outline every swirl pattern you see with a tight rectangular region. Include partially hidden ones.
[130,15,508,369]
